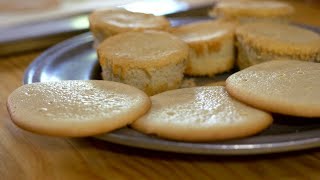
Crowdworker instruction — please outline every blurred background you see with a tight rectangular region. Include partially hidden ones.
[0,0,319,56]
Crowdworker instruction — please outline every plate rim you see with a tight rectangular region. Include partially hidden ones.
[95,129,320,155]
[24,32,93,84]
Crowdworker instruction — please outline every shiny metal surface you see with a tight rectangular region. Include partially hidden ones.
[24,21,320,155]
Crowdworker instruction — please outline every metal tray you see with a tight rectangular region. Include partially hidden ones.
[24,20,320,155]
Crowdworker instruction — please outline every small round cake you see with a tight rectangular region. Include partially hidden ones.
[209,1,294,23]
[97,31,189,96]
[171,20,235,76]
[89,8,170,44]
[236,22,320,69]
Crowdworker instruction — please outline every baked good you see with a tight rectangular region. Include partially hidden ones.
[7,80,151,137]
[170,20,235,76]
[209,0,294,23]
[98,31,189,96]
[132,86,273,142]
[226,60,320,117]
[235,22,320,69]
[89,8,170,44]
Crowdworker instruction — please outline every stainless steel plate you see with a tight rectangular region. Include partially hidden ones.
[24,21,320,155]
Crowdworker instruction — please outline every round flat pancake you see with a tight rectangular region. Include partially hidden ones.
[7,80,151,137]
[226,60,320,117]
[131,86,272,142]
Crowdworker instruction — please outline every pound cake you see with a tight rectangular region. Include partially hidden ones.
[226,60,320,117]
[171,20,235,76]
[97,31,189,96]
[89,8,170,44]
[236,22,320,69]
[132,86,273,142]
[7,80,151,137]
[209,0,294,23]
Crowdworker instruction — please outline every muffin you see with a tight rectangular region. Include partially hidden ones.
[209,1,294,23]
[236,22,320,69]
[170,20,236,76]
[89,8,170,44]
[97,31,189,96]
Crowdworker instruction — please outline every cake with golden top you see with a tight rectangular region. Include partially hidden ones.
[210,1,294,23]
[89,8,170,44]
[171,20,236,76]
[235,22,320,69]
[97,31,189,96]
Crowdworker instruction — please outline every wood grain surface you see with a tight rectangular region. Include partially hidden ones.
[1,0,320,179]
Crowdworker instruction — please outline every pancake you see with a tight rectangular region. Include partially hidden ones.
[7,80,151,137]
[226,60,320,117]
[132,86,272,142]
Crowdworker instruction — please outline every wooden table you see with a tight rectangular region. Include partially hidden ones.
[1,1,320,179]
